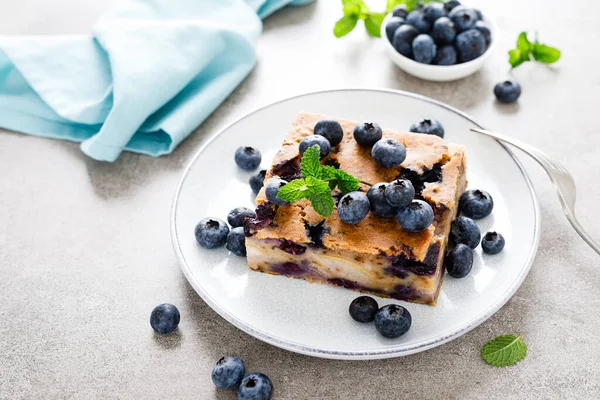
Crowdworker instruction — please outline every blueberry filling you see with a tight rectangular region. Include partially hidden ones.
[243,202,277,237]
[397,161,444,195]
[272,159,302,181]
[391,285,420,301]
[387,243,440,276]
[278,239,307,255]
[328,278,361,290]
[271,261,310,276]
[304,220,326,248]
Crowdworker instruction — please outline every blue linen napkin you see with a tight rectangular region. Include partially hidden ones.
[0,0,313,161]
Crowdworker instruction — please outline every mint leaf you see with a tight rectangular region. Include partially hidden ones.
[508,49,527,68]
[516,32,531,54]
[531,43,561,64]
[301,145,322,178]
[482,334,528,367]
[509,31,561,69]
[364,13,385,38]
[335,169,360,193]
[386,0,421,13]
[343,0,369,17]
[334,15,359,38]
[277,179,311,202]
[308,189,335,217]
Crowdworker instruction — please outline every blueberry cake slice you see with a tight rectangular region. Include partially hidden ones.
[244,112,467,305]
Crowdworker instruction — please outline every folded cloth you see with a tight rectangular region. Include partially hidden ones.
[0,0,313,161]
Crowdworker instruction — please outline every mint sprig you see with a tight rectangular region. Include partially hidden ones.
[509,32,561,69]
[481,334,528,367]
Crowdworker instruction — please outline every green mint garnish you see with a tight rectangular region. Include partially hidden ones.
[481,334,528,367]
[509,32,561,69]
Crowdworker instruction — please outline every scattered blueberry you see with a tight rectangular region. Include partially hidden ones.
[481,231,505,255]
[314,118,344,147]
[396,199,434,232]
[372,138,406,168]
[392,4,408,18]
[450,216,481,249]
[449,7,478,32]
[423,2,446,22]
[249,170,267,195]
[385,16,405,43]
[265,179,289,206]
[337,191,370,225]
[445,243,474,278]
[150,303,180,334]
[299,135,331,158]
[444,0,461,12]
[455,28,486,62]
[405,9,431,34]
[226,227,247,257]
[367,183,397,218]
[349,296,379,323]
[494,80,521,103]
[212,356,245,389]
[235,146,262,171]
[460,189,494,219]
[434,44,457,65]
[473,8,483,21]
[353,121,383,147]
[409,118,445,138]
[392,25,419,58]
[227,207,256,228]
[237,373,273,400]
[412,34,437,64]
[374,304,412,339]
[384,179,415,208]
[432,17,456,45]
[474,20,491,44]
[195,218,229,249]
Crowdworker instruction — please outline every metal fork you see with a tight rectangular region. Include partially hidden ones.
[471,128,600,256]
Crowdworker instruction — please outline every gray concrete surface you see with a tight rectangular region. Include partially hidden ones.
[1,0,599,399]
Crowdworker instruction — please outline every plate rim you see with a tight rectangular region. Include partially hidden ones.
[170,88,540,360]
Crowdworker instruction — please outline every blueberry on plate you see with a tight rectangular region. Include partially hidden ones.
[384,179,414,208]
[299,135,331,158]
[444,0,461,12]
[226,227,247,257]
[455,28,486,62]
[392,4,408,18]
[314,118,344,147]
[212,356,245,389]
[409,118,445,138]
[481,231,505,255]
[405,9,431,34]
[445,243,474,278]
[450,216,481,249]
[265,179,289,206]
[374,304,412,339]
[385,16,405,43]
[353,121,383,147]
[237,373,273,400]
[349,296,379,323]
[337,191,370,225]
[460,189,494,219]
[392,25,419,58]
[449,7,478,32]
[412,34,437,64]
[150,303,180,334]
[396,200,434,232]
[432,17,456,45]
[494,80,521,103]
[195,218,229,249]
[367,183,397,218]
[372,138,406,168]
[249,169,267,195]
[474,20,491,44]
[434,45,457,65]
[227,207,256,228]
[235,146,262,171]
[423,2,446,23]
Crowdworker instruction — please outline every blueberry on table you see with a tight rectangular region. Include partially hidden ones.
[384,179,414,208]
[226,227,247,257]
[314,118,344,146]
[434,45,457,66]
[423,2,446,23]
[227,207,256,228]
[455,28,486,62]
[392,4,408,18]
[392,25,419,58]
[374,304,412,339]
[482,231,505,255]
[367,183,397,218]
[412,34,437,64]
[235,146,262,171]
[237,373,273,400]
[405,10,431,34]
[396,200,434,232]
[449,7,478,32]
[212,356,245,389]
[450,216,481,249]
[195,218,229,249]
[460,189,494,219]
[337,191,370,225]
[150,303,180,334]
[474,20,491,44]
[349,296,379,323]
[299,135,331,158]
[444,0,461,12]
[385,16,405,43]
[353,121,383,147]
[265,179,289,206]
[432,17,456,45]
[372,138,406,168]
[445,243,474,278]
[409,118,445,138]
[249,170,267,195]
[494,80,521,104]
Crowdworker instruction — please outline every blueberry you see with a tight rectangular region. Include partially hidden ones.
[396,200,434,232]
[235,146,261,171]
[249,170,267,195]
[314,118,344,147]
[392,4,408,18]
[460,189,494,219]
[405,10,431,34]
[385,16,405,42]
[265,179,289,206]
[367,183,397,218]
[455,28,486,62]
[449,7,478,32]
[349,296,379,323]
[384,179,414,208]
[195,218,229,249]
[432,17,456,45]
[392,25,419,58]
[237,373,273,400]
[450,216,481,249]
[474,20,491,44]
[374,304,412,339]
[226,227,247,257]
[227,207,256,228]
[444,0,461,12]
[409,118,445,138]
[445,243,473,278]
[299,135,331,158]
[337,191,370,225]
[434,45,457,65]
[412,34,437,64]
[423,2,446,22]
[482,231,505,255]
[494,80,521,103]
[212,356,245,389]
[473,8,483,21]
[353,121,383,147]
[372,138,406,168]
[150,303,180,334]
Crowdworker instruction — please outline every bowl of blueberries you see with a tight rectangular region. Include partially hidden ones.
[381,1,497,82]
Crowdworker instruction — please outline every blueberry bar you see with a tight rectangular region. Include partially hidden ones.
[244,112,467,305]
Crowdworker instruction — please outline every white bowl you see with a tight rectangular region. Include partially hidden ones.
[381,12,498,82]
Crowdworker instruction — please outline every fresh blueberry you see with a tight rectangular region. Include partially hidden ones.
[249,170,267,195]
[353,121,383,147]
[235,146,262,171]
[237,373,273,400]
[374,304,412,339]
[455,28,486,62]
[412,34,437,64]
[265,179,289,206]
[195,218,229,249]
[372,138,407,168]
[482,231,505,255]
[434,45,457,65]
[473,8,483,21]
[474,20,491,44]
[392,25,419,58]
[349,296,379,323]
[367,183,397,218]
[494,80,521,103]
[460,189,494,219]
[384,179,415,208]
[444,0,461,12]
[423,2,446,22]
[212,356,245,389]
[299,135,331,158]
[337,191,370,225]
[432,17,456,45]
[385,17,405,43]
[409,118,445,138]
[405,10,431,34]
[396,200,434,232]
[445,243,473,278]
[392,4,408,18]
[450,7,478,32]
[314,118,344,147]
[226,227,247,257]
[450,216,481,249]
[227,207,256,228]
[150,303,180,334]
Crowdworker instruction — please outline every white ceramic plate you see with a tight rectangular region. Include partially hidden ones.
[171,89,539,360]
